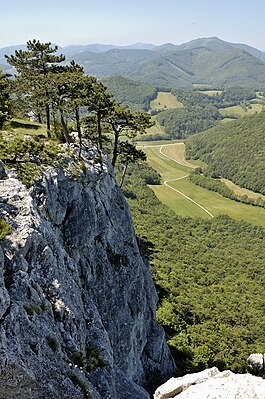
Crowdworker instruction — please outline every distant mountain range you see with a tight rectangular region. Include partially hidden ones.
[1,37,265,88]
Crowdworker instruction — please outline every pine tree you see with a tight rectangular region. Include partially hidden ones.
[118,141,147,187]
[6,40,65,137]
[0,70,11,129]
[108,104,154,167]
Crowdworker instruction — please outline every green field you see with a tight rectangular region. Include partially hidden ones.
[219,103,263,118]
[150,91,184,110]
[142,120,167,137]
[198,90,223,96]
[137,90,185,140]
[221,178,265,201]
[2,118,47,140]
[142,142,265,227]
[160,143,206,169]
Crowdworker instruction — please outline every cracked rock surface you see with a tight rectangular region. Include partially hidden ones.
[0,147,174,399]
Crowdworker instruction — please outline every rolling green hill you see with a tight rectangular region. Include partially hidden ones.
[68,37,265,88]
[129,47,265,88]
[2,37,265,88]
[186,112,265,194]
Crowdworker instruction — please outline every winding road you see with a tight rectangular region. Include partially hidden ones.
[139,143,214,218]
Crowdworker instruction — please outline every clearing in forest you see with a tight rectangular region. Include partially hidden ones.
[221,178,265,201]
[198,90,223,96]
[140,142,265,227]
[219,103,263,118]
[150,92,184,110]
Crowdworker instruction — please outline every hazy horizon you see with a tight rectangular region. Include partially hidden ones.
[2,0,265,51]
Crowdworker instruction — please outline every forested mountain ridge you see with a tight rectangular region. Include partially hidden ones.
[1,37,265,88]
[185,112,265,194]
[173,37,265,62]
[69,47,265,88]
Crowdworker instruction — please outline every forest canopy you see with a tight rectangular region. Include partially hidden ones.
[121,164,265,375]
[185,112,265,194]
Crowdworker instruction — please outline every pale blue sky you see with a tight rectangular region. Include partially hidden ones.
[1,0,265,50]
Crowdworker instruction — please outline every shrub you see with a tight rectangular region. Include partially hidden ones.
[0,218,11,240]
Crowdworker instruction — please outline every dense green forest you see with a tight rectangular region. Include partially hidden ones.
[156,104,221,138]
[172,87,257,108]
[186,112,265,194]
[121,164,265,375]
[154,87,259,139]
[101,76,157,111]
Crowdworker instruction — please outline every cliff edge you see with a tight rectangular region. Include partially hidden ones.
[0,145,174,399]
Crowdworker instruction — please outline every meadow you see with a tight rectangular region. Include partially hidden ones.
[150,91,184,110]
[219,103,263,118]
[140,142,265,227]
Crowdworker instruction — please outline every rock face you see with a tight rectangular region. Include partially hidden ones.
[247,353,265,377]
[0,146,175,399]
[0,160,6,179]
[154,367,265,399]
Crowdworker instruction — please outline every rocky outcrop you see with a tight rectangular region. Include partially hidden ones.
[0,145,175,399]
[247,353,265,377]
[154,367,265,399]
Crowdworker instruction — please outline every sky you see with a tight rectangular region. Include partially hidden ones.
[1,0,265,50]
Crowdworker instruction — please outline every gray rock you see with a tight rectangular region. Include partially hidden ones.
[154,368,265,399]
[0,160,6,179]
[247,353,264,377]
[154,367,220,399]
[0,147,175,399]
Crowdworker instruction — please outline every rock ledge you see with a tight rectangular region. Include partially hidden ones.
[154,367,265,399]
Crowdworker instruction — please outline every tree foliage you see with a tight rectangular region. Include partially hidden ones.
[121,164,265,375]
[186,112,265,194]
[117,141,146,187]
[154,87,262,139]
[0,134,60,185]
[5,40,66,136]
[3,40,154,182]
[102,75,157,111]
[156,105,221,138]
[0,70,11,128]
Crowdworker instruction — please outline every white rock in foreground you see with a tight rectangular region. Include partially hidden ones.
[154,367,265,399]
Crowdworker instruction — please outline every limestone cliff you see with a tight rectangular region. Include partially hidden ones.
[0,145,175,399]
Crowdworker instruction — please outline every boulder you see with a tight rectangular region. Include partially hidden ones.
[154,367,220,399]
[247,353,264,377]
[154,368,265,399]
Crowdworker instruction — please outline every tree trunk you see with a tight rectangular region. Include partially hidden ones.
[59,109,72,143]
[75,106,82,158]
[45,104,51,138]
[119,163,128,188]
[111,127,119,167]
[97,111,103,150]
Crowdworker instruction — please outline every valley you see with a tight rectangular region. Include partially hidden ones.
[138,141,265,227]
[1,37,265,396]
